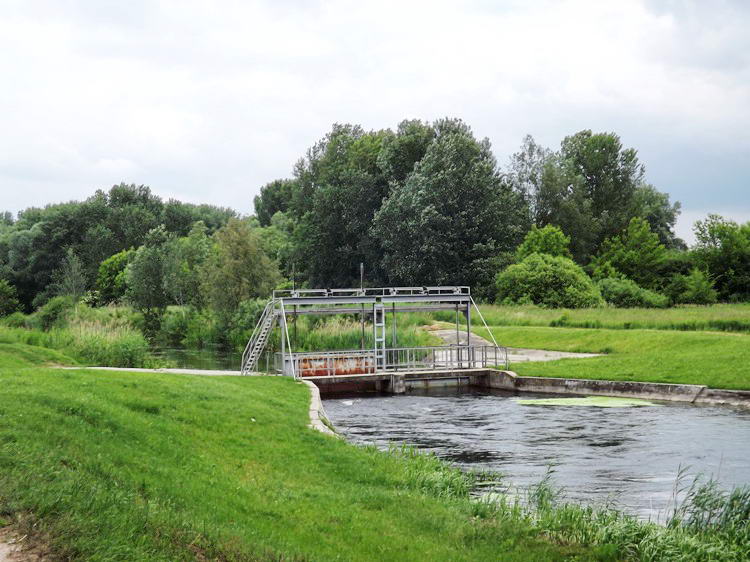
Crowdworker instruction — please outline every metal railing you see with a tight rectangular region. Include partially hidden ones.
[241,298,277,374]
[275,344,507,377]
[272,286,470,299]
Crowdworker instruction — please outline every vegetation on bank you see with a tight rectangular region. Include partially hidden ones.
[2,361,748,561]
[458,303,750,333]
[482,326,750,390]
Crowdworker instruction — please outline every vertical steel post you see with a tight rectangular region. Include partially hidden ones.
[466,302,471,368]
[392,303,397,348]
[280,309,286,375]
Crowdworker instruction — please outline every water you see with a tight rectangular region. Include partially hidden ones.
[323,388,750,518]
[151,346,243,371]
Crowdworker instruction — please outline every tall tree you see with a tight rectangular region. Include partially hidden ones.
[692,215,750,301]
[253,179,297,227]
[125,226,172,333]
[52,248,87,300]
[372,119,527,296]
[200,219,280,319]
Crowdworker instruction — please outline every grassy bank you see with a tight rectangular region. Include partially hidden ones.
[446,303,750,333]
[2,363,748,560]
[483,326,750,390]
[1,366,592,561]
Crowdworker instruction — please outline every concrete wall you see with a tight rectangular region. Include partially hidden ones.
[478,370,749,408]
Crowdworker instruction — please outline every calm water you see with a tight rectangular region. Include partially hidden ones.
[323,388,750,518]
[151,346,242,371]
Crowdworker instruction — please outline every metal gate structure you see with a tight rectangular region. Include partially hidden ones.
[241,286,508,378]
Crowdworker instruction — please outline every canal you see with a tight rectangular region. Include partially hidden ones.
[323,388,750,519]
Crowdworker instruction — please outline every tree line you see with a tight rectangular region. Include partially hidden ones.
[1,118,749,337]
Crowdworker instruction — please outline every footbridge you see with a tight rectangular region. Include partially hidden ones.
[241,286,508,393]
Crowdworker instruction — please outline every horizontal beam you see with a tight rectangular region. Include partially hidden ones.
[277,294,471,306]
[275,304,463,315]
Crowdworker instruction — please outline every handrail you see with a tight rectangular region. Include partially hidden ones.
[241,298,276,374]
[279,299,296,379]
[470,297,509,370]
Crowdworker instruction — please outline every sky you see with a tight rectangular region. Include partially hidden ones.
[1,0,748,244]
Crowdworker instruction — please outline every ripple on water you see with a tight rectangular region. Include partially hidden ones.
[323,388,750,519]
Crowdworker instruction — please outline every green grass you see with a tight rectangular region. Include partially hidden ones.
[0,341,76,368]
[443,303,750,333]
[0,366,593,561]
[484,326,750,390]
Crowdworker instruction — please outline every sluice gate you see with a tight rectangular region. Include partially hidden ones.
[241,286,508,392]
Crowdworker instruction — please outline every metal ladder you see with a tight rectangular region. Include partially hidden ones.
[373,303,386,371]
[241,299,277,374]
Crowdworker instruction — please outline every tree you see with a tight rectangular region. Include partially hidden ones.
[692,215,750,301]
[496,253,604,308]
[373,119,527,295]
[0,279,20,316]
[594,218,667,290]
[126,226,172,333]
[291,124,393,286]
[200,219,280,319]
[515,225,571,261]
[163,221,211,308]
[253,179,297,227]
[506,135,551,227]
[96,248,135,304]
[52,248,87,300]
[631,184,684,249]
[665,269,717,305]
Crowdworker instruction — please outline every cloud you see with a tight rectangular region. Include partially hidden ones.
[0,0,747,231]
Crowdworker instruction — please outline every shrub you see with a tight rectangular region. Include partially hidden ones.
[666,269,718,305]
[515,225,571,261]
[495,253,604,308]
[2,311,28,328]
[28,296,76,331]
[0,279,21,316]
[597,277,669,308]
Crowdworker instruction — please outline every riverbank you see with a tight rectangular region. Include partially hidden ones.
[2,342,749,559]
[479,325,750,391]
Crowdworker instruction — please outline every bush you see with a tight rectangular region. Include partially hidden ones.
[0,279,21,316]
[28,296,76,331]
[597,277,669,308]
[496,253,604,308]
[515,225,571,261]
[2,311,28,328]
[666,269,718,305]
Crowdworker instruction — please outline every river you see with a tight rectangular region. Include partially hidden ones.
[323,388,750,519]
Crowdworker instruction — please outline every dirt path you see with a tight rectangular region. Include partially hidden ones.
[0,527,48,562]
[429,328,601,363]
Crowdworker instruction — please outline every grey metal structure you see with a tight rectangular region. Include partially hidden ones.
[241,286,508,377]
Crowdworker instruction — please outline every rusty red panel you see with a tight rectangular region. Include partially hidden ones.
[299,355,375,377]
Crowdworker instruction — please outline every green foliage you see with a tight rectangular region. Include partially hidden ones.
[631,184,685,249]
[125,226,172,333]
[496,253,604,308]
[50,247,87,300]
[95,248,134,305]
[0,279,21,316]
[163,221,211,308]
[0,184,234,309]
[28,295,76,331]
[693,215,750,301]
[515,224,571,260]
[253,179,296,226]
[667,269,718,305]
[374,119,526,293]
[200,219,280,319]
[594,217,667,289]
[2,311,27,328]
[597,277,669,308]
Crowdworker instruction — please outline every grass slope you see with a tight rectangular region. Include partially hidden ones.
[460,303,750,333]
[486,326,750,390]
[1,367,588,561]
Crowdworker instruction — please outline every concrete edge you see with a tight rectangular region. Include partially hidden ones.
[300,379,339,437]
[484,370,750,409]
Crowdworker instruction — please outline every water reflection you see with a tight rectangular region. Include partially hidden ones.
[323,388,750,519]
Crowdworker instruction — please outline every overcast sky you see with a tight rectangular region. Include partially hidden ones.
[1,0,748,244]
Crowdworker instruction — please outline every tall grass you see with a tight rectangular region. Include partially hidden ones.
[482,468,750,561]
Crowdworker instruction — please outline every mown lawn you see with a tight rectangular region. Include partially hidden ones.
[466,303,750,333]
[1,356,589,560]
[484,326,750,390]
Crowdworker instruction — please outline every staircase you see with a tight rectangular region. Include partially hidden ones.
[241,299,277,374]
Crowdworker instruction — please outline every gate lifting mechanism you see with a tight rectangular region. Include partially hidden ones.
[240,286,508,378]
